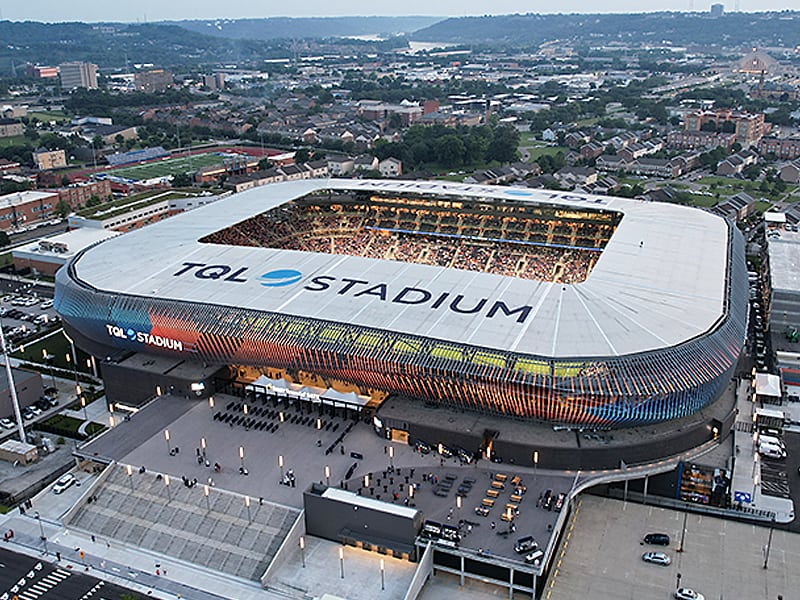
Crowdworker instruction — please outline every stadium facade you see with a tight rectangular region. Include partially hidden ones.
[55,180,747,429]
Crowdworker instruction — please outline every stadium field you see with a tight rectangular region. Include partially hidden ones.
[103,153,230,182]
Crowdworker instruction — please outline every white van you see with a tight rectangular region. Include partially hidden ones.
[758,434,785,450]
[758,442,786,459]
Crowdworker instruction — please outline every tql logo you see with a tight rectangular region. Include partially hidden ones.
[259,269,302,287]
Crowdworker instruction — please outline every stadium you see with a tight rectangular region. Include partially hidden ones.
[54,179,747,441]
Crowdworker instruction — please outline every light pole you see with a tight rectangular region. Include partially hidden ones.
[164,429,171,454]
[164,474,171,502]
[34,511,47,555]
[764,516,776,569]
[239,446,246,474]
[388,446,394,469]
[76,384,88,421]
[126,464,134,492]
[677,511,688,552]
[533,451,539,485]
[204,484,210,510]
[279,454,284,481]
[244,495,252,523]
[243,403,248,416]
[201,437,207,461]
[299,535,306,568]
[325,465,331,486]
[208,396,215,411]
[1,324,27,443]
[42,349,56,389]
[380,558,385,591]
[87,356,97,378]
[676,572,681,591]
[339,546,345,579]
[456,495,462,519]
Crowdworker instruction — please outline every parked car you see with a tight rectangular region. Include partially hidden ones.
[26,405,41,416]
[643,533,670,545]
[524,549,544,564]
[0,418,14,429]
[674,589,705,600]
[437,443,455,458]
[642,551,671,566]
[414,440,431,454]
[514,536,537,554]
[52,473,77,494]
[39,299,54,310]
[21,407,35,420]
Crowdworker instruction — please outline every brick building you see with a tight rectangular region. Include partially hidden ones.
[0,119,24,138]
[0,191,59,231]
[758,137,800,160]
[684,109,766,146]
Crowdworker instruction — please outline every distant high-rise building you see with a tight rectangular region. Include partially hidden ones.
[26,65,58,79]
[134,69,174,93]
[203,72,226,90]
[59,62,98,90]
[710,3,724,17]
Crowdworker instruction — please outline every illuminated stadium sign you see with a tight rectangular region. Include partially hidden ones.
[105,324,185,352]
[172,263,534,323]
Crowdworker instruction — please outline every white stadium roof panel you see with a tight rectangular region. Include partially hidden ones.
[69,179,729,359]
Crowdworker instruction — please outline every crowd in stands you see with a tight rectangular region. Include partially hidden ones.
[201,196,617,284]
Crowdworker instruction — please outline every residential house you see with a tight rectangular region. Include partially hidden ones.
[779,160,800,184]
[328,156,355,176]
[711,192,757,221]
[0,119,23,138]
[716,149,758,176]
[554,166,597,188]
[379,157,402,178]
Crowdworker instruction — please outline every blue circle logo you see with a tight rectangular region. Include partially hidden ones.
[259,269,302,287]
[126,328,136,340]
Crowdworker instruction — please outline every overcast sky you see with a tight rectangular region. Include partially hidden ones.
[2,1,795,23]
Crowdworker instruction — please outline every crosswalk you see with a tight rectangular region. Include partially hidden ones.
[1,564,72,600]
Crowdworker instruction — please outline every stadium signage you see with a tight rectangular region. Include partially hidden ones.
[172,263,533,324]
[348,180,608,206]
[105,324,184,351]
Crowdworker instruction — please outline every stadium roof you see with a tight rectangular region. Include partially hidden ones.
[66,179,731,359]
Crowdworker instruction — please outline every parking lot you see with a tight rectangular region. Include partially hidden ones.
[0,291,60,347]
[546,494,800,600]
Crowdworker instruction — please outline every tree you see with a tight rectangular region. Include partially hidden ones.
[293,148,310,164]
[55,199,71,218]
[171,173,193,187]
[85,195,102,208]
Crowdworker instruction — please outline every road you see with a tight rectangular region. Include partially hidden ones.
[0,547,140,600]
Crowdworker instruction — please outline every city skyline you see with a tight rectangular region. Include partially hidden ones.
[2,1,796,24]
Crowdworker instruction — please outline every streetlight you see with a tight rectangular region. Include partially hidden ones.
[164,474,171,502]
[244,495,252,523]
[533,451,539,484]
[325,465,331,486]
[676,572,682,591]
[76,384,88,421]
[201,437,207,460]
[363,474,370,489]
[456,495,462,518]
[34,511,47,555]
[65,352,78,387]
[126,464,134,492]
[243,403,249,416]
[409,485,414,501]
[299,536,306,568]
[764,516,776,569]
[109,414,115,428]
[279,454,284,480]
[208,396,215,411]
[380,558,385,591]
[388,446,394,469]
[316,417,322,430]
[204,484,210,509]
[164,429,171,454]
[42,349,56,388]
[0,324,26,443]
[239,446,246,474]
[339,546,345,578]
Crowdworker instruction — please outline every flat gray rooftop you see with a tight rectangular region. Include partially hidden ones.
[66,179,730,359]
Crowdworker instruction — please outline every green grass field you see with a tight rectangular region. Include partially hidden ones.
[105,153,228,182]
[0,135,27,148]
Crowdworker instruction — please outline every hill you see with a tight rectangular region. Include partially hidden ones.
[172,16,443,40]
[411,11,800,48]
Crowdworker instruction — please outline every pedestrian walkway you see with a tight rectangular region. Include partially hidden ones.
[66,464,300,581]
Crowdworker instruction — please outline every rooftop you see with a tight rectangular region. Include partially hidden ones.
[65,179,731,359]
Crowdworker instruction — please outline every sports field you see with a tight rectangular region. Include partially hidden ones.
[104,153,228,181]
